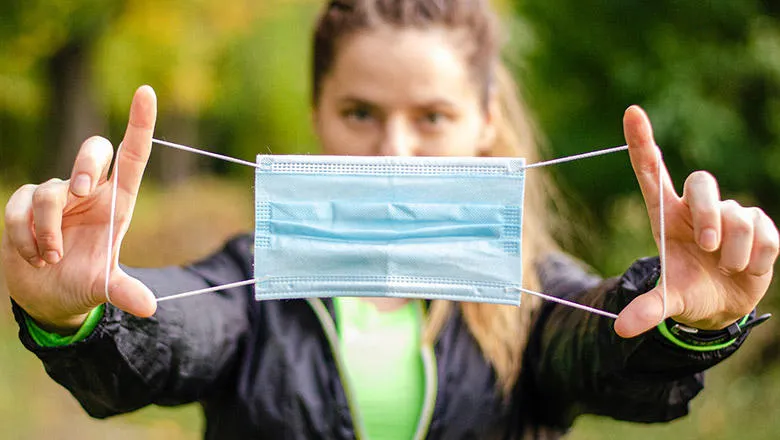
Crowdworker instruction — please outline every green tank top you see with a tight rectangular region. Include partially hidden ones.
[334,297,425,440]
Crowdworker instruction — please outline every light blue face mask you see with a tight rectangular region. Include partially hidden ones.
[142,139,629,318]
[254,155,526,305]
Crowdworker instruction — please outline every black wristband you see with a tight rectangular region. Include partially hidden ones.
[664,311,771,348]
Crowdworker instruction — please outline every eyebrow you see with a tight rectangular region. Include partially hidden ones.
[338,97,378,108]
[338,95,458,110]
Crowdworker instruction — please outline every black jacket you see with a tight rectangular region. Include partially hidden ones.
[13,235,749,439]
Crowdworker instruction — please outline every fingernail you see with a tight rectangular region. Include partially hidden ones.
[44,250,61,264]
[72,174,92,197]
[700,228,718,251]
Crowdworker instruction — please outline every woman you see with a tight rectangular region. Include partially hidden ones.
[2,0,777,438]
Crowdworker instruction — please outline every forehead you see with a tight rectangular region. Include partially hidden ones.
[323,27,479,105]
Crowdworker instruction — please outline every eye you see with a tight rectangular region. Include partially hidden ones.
[343,106,375,123]
[423,112,444,125]
[418,111,452,132]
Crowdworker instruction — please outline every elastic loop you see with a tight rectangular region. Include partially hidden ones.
[105,142,122,304]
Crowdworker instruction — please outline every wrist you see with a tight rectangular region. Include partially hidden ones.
[24,305,105,347]
[24,309,91,336]
[670,312,752,332]
[658,311,771,352]
[13,295,103,335]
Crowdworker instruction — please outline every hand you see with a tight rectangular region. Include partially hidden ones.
[614,106,779,338]
[1,86,159,333]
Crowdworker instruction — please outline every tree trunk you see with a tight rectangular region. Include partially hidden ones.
[48,42,106,180]
[152,113,200,186]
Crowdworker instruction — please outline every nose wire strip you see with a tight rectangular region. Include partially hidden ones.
[104,140,666,323]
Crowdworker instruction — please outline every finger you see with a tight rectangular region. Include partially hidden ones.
[682,171,722,252]
[107,268,157,317]
[31,179,70,264]
[113,85,157,209]
[745,208,779,276]
[4,184,44,267]
[69,136,115,197]
[719,200,754,274]
[624,106,679,223]
[614,287,683,338]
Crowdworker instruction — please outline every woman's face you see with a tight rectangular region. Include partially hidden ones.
[314,27,495,157]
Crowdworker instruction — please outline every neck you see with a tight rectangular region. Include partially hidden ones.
[358,297,411,312]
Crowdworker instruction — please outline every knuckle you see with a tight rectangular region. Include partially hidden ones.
[718,262,743,276]
[720,199,742,211]
[17,244,39,259]
[748,206,763,218]
[755,240,779,260]
[756,226,780,254]
[84,135,110,145]
[4,206,26,226]
[4,185,35,224]
[8,183,36,203]
[81,136,113,159]
[118,143,148,164]
[728,215,753,235]
[694,206,718,220]
[34,231,59,249]
[32,183,63,206]
[684,170,719,200]
[73,137,115,181]
[687,170,716,185]
[18,183,38,194]
[636,160,656,176]
[763,209,778,226]
[721,203,754,234]
[746,264,770,277]
[768,228,780,251]
[751,207,775,229]
[78,149,100,167]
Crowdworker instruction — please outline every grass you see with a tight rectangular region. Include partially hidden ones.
[569,350,780,440]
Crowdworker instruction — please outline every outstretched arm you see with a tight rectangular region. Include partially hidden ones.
[522,107,777,428]
[2,86,255,416]
[524,254,751,428]
[11,236,255,416]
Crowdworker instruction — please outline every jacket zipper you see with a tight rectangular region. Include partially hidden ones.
[412,301,438,440]
[307,298,369,440]
[306,298,438,440]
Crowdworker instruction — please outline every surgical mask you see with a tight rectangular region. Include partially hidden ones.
[253,155,527,305]
[132,139,631,318]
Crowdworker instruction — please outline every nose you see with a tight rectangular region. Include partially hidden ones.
[378,116,417,156]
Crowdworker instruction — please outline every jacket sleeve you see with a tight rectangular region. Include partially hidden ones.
[521,253,751,429]
[11,234,256,418]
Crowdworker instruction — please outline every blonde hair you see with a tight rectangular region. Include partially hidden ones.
[423,63,553,395]
[313,0,555,395]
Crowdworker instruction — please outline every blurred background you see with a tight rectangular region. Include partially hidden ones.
[1,0,779,438]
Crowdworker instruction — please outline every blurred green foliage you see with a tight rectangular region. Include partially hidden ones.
[513,0,780,269]
[1,0,779,438]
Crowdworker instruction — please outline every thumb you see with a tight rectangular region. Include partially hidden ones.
[106,268,157,317]
[614,288,674,338]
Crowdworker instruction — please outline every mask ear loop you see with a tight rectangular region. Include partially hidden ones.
[105,142,122,304]
[506,286,619,319]
[104,139,263,305]
[515,144,668,321]
[657,147,668,323]
[155,279,261,302]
